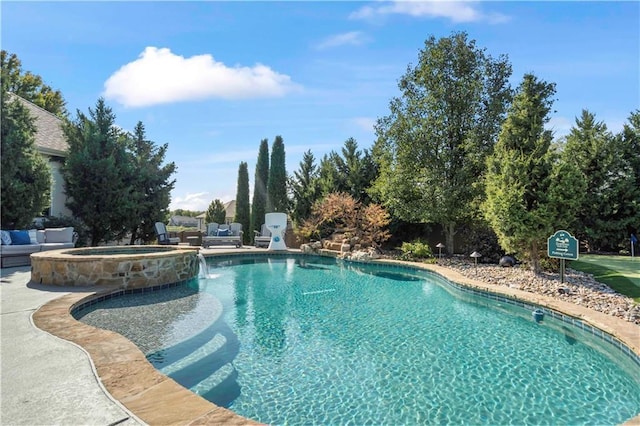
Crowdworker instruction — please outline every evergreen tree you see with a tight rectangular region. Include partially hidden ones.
[290,150,320,226]
[561,110,619,250]
[205,199,226,224]
[1,50,66,116]
[483,74,582,273]
[317,152,344,197]
[371,32,512,253]
[234,162,251,244]
[335,138,378,204]
[251,139,269,233]
[62,98,133,246]
[0,84,51,228]
[604,111,640,250]
[267,135,288,213]
[126,122,176,244]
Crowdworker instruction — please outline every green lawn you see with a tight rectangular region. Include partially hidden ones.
[569,254,640,302]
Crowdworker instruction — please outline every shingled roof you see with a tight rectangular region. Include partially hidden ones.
[11,94,68,157]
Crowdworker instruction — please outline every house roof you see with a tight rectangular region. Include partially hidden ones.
[169,215,199,226]
[223,200,236,219]
[11,94,68,157]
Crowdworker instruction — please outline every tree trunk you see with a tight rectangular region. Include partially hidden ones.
[444,222,456,255]
[530,240,541,274]
[129,227,138,245]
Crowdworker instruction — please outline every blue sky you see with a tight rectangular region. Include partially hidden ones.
[3,1,638,212]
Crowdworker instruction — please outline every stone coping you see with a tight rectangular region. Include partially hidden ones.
[31,245,200,262]
[32,250,640,425]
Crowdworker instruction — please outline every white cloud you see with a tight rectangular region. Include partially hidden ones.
[351,117,377,133]
[547,116,573,138]
[350,1,509,24]
[104,47,301,108]
[315,31,369,50]
[170,191,213,212]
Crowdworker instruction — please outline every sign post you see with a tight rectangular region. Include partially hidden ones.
[547,230,579,283]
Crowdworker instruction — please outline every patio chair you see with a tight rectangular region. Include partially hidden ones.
[154,222,180,245]
[254,224,271,248]
[202,222,242,248]
[206,222,219,237]
[229,223,243,239]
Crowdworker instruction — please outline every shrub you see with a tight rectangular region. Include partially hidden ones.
[295,192,391,248]
[458,223,504,264]
[398,240,433,261]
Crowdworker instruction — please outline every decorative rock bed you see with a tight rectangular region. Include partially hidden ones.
[30,245,200,288]
[441,257,640,325]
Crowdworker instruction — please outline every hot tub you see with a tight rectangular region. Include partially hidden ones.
[31,245,200,288]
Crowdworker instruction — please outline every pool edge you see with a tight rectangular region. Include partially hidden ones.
[32,250,640,425]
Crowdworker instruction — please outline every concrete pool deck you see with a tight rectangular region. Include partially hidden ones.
[1,246,639,425]
[1,246,263,425]
[1,265,142,425]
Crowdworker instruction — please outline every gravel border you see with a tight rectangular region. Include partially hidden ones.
[430,257,640,324]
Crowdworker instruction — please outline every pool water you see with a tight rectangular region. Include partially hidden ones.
[78,255,640,425]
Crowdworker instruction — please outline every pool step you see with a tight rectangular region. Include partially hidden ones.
[158,333,227,376]
[191,363,241,408]
[161,321,241,390]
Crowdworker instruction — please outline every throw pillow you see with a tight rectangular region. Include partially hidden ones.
[1,230,12,245]
[44,227,74,243]
[28,229,38,244]
[217,228,230,237]
[9,230,32,245]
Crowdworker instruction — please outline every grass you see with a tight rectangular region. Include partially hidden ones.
[569,254,640,302]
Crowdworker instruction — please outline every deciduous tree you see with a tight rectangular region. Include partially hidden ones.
[297,192,390,248]
[1,50,66,116]
[371,32,512,253]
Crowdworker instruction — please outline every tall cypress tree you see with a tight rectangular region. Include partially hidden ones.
[251,139,269,234]
[234,161,251,244]
[0,86,51,228]
[62,98,133,246]
[267,135,288,213]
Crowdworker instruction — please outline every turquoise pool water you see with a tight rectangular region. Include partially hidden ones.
[77,255,640,425]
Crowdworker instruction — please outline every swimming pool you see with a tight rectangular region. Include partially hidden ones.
[76,254,640,425]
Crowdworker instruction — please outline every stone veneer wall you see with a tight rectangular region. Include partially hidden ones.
[31,247,199,288]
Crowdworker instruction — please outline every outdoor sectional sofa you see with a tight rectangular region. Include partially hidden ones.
[0,227,76,268]
[202,222,243,248]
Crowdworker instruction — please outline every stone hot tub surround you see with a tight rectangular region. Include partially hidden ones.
[31,245,200,288]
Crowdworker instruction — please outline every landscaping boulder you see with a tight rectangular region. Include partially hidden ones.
[499,255,516,267]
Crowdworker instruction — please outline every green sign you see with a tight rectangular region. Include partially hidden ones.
[547,230,579,260]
